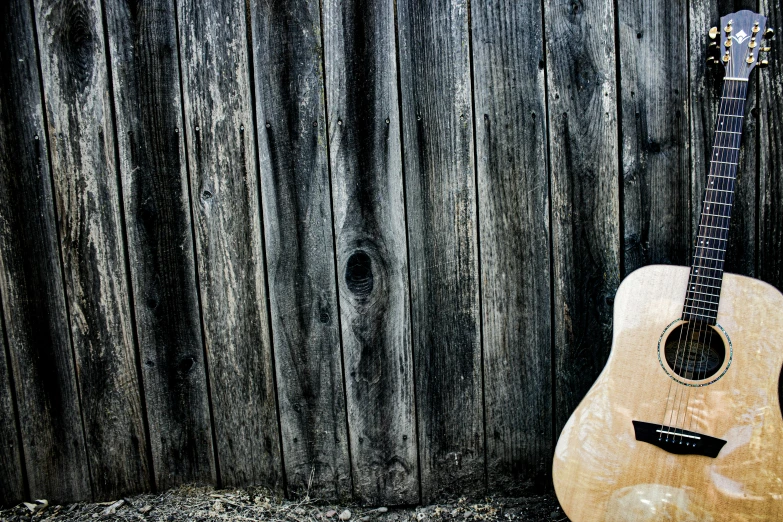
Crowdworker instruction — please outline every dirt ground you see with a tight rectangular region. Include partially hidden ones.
[0,486,570,522]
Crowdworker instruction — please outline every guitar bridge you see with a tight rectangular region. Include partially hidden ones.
[632,420,727,458]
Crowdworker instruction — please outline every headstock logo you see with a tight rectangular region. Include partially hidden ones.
[733,30,749,44]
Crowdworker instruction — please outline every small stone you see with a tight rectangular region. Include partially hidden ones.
[23,500,48,514]
[376,507,388,513]
[103,499,125,515]
[339,509,352,520]
[326,510,337,518]
[295,507,306,515]
[139,505,153,515]
[359,517,370,522]
[463,510,473,518]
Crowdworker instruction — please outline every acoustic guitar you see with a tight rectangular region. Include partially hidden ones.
[552,10,781,521]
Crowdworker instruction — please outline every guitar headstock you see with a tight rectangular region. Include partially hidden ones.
[707,10,773,79]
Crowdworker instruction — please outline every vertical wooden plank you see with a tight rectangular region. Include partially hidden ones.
[0,310,23,505]
[546,0,621,433]
[759,1,782,286]
[32,0,150,500]
[0,0,58,504]
[103,0,218,489]
[176,0,282,488]
[620,0,691,273]
[758,0,782,402]
[690,0,758,278]
[397,0,484,501]
[323,0,418,505]
[250,0,351,500]
[471,0,552,494]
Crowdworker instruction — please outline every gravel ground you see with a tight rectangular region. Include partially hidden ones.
[0,486,570,522]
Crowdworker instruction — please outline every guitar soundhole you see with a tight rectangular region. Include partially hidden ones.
[663,323,726,381]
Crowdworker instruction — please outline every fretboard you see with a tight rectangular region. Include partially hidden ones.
[682,79,747,325]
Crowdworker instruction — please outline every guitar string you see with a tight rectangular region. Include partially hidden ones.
[666,39,745,443]
[677,82,732,440]
[675,53,741,441]
[685,55,748,436]
[683,36,749,437]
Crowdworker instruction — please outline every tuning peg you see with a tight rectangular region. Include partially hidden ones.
[746,55,755,64]
[753,22,761,34]
[709,27,719,39]
[723,51,730,63]
[725,23,732,34]
[765,28,775,38]
[758,59,770,68]
[761,46,772,52]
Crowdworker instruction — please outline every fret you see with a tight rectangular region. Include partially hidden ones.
[722,96,745,100]
[703,201,731,206]
[700,225,729,231]
[709,161,738,166]
[706,175,735,180]
[685,296,720,306]
[694,245,726,253]
[713,146,740,151]
[717,114,743,118]
[683,303,719,314]
[688,283,722,291]
[696,238,727,247]
[688,274,723,281]
[715,130,741,134]
[693,255,725,262]
[700,212,730,218]
[693,265,723,275]
[681,315,717,326]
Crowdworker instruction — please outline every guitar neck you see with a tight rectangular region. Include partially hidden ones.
[682,78,749,325]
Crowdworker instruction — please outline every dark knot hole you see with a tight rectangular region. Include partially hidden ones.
[345,251,374,297]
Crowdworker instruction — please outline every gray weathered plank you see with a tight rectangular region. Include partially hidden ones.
[32,0,150,500]
[758,0,782,403]
[546,0,621,434]
[176,0,282,488]
[0,0,58,505]
[250,0,351,499]
[620,0,691,273]
[690,0,758,278]
[471,0,553,494]
[322,0,418,505]
[103,0,217,489]
[0,304,23,505]
[397,0,484,501]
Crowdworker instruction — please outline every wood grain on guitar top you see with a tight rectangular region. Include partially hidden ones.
[553,265,783,521]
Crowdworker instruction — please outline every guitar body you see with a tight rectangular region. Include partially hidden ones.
[553,265,783,522]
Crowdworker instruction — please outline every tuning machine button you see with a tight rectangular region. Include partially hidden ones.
[746,55,755,64]
[765,28,775,38]
[709,27,719,39]
[723,51,730,63]
[725,38,732,48]
[758,59,770,68]
[725,23,732,34]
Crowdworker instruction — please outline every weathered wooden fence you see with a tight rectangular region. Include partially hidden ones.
[0,0,781,507]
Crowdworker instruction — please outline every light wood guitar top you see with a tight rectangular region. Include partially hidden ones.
[553,265,783,522]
